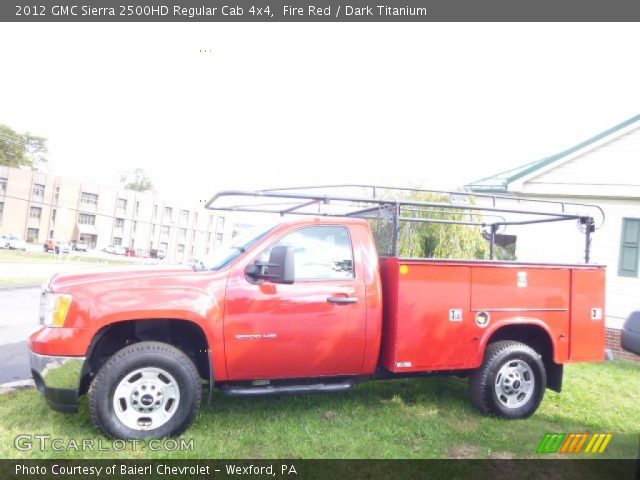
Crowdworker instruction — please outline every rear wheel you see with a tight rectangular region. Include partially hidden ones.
[89,341,201,439]
[469,340,546,418]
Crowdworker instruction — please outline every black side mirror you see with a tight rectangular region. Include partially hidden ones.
[245,245,295,284]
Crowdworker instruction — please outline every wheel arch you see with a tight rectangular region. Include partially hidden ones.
[480,322,563,392]
[81,318,212,396]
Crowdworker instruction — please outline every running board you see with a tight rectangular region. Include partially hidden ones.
[220,380,354,397]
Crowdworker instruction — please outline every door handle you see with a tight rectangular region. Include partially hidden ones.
[327,296,359,304]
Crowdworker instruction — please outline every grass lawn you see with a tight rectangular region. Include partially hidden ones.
[0,361,637,460]
[0,276,48,287]
[0,249,136,265]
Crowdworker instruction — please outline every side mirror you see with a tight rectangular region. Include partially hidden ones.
[245,245,295,284]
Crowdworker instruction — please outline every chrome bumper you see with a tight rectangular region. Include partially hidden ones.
[29,351,86,413]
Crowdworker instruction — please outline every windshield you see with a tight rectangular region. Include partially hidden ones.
[198,222,280,271]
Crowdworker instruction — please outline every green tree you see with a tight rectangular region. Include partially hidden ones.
[120,168,154,192]
[0,124,48,169]
[368,189,490,260]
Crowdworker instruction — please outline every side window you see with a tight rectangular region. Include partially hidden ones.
[264,226,355,280]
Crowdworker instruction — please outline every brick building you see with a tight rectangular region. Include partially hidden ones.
[0,165,245,261]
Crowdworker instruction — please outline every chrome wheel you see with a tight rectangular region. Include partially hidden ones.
[112,367,180,431]
[494,359,534,409]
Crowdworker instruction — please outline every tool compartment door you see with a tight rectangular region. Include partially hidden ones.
[569,268,606,361]
[392,263,472,369]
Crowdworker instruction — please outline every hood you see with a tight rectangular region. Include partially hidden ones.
[47,263,195,292]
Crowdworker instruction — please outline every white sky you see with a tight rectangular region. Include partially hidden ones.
[1,23,640,203]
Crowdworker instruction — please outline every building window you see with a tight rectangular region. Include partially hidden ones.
[160,226,169,238]
[135,201,140,217]
[177,244,185,254]
[178,228,187,242]
[216,216,225,232]
[114,218,125,229]
[0,201,3,223]
[160,242,168,252]
[29,206,42,219]
[209,214,214,228]
[78,213,96,225]
[0,177,7,193]
[153,205,158,220]
[132,221,137,234]
[32,183,45,197]
[164,206,172,220]
[215,232,223,244]
[51,209,57,222]
[207,232,212,243]
[117,198,127,210]
[194,212,198,225]
[81,192,98,205]
[112,237,123,246]
[619,218,640,277]
[54,186,59,202]
[181,210,189,224]
[27,228,39,242]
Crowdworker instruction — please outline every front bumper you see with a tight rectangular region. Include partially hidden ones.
[29,351,85,413]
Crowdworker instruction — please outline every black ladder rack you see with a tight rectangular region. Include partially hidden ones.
[205,184,604,263]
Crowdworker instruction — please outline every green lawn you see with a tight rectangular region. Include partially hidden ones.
[0,249,136,265]
[0,361,637,459]
[0,276,47,287]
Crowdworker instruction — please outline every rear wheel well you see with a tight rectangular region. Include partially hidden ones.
[486,324,563,392]
[81,319,210,395]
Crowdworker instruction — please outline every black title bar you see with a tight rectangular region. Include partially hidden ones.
[3,0,640,22]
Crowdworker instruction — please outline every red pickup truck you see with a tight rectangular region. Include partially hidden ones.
[29,187,606,439]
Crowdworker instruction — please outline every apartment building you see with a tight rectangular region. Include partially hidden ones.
[0,165,243,260]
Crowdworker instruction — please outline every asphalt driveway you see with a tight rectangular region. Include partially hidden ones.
[0,287,40,384]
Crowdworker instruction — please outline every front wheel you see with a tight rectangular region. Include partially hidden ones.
[469,340,546,419]
[89,341,202,439]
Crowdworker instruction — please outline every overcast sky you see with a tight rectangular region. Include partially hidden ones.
[1,23,639,203]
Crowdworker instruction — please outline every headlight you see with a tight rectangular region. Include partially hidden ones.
[39,292,72,327]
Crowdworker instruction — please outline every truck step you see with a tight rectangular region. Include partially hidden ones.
[220,380,354,397]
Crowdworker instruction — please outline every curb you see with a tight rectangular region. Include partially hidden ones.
[0,379,35,395]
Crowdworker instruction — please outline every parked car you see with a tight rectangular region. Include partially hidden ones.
[149,248,165,259]
[103,245,126,255]
[621,311,640,355]
[6,235,27,251]
[43,239,70,253]
[73,240,88,252]
[29,187,607,440]
[125,248,148,258]
[0,234,8,248]
[44,239,70,254]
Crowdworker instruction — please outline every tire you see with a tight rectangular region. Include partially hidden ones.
[469,340,546,419]
[89,341,202,439]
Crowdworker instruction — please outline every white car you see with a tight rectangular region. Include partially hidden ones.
[6,235,27,250]
[103,245,126,255]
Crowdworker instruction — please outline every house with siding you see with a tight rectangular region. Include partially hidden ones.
[467,113,640,360]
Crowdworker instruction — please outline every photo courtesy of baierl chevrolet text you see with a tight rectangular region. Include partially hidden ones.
[0,1,638,479]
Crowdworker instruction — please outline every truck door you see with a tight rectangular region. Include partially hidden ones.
[223,225,367,380]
